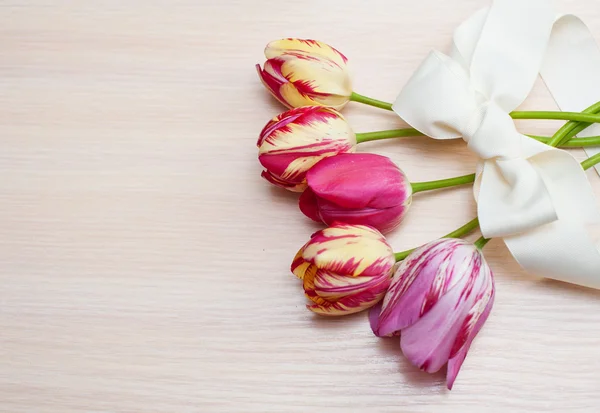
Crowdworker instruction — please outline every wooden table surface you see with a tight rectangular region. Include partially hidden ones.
[2,1,600,412]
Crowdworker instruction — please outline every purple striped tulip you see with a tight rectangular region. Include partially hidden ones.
[256,38,352,110]
[291,223,395,316]
[369,238,495,389]
[299,153,413,233]
[257,106,356,192]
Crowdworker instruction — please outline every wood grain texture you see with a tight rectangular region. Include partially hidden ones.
[2,1,600,412]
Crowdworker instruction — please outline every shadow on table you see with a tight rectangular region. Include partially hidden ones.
[375,335,448,390]
[309,311,448,390]
[308,310,366,330]
[535,277,600,299]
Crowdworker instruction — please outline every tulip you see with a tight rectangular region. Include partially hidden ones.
[299,153,413,233]
[291,223,395,316]
[257,106,356,192]
[256,38,352,110]
[369,238,495,390]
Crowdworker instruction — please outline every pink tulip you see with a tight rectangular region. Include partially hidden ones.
[299,153,412,233]
[257,106,356,192]
[291,223,395,316]
[369,238,495,390]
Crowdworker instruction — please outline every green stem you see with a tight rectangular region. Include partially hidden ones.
[582,152,600,170]
[356,127,600,147]
[509,111,600,123]
[443,217,480,239]
[474,236,491,250]
[355,125,600,147]
[544,101,600,147]
[532,135,600,147]
[350,92,393,111]
[411,173,475,193]
[355,128,423,143]
[394,217,480,262]
[350,93,600,126]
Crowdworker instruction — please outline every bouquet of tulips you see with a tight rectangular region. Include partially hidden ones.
[255,38,600,389]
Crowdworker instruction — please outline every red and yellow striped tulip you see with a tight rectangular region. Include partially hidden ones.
[291,223,395,316]
[256,38,352,110]
[257,106,356,192]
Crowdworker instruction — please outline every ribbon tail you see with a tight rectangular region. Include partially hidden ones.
[541,14,600,176]
[500,147,600,287]
[504,221,600,289]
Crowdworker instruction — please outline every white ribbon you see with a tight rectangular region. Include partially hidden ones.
[394,0,600,288]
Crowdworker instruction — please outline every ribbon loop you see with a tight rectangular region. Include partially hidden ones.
[393,51,476,141]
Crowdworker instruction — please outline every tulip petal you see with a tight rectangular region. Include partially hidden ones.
[279,56,352,101]
[317,203,410,234]
[374,241,446,336]
[375,239,477,337]
[291,247,310,279]
[260,170,306,192]
[302,224,395,278]
[369,301,401,337]
[279,82,321,108]
[306,153,412,210]
[446,278,495,390]
[308,290,386,316]
[400,280,474,374]
[258,108,355,162]
[265,38,348,68]
[299,188,322,222]
[304,269,388,316]
[259,144,348,179]
[314,269,390,300]
[256,64,290,108]
[368,301,384,333]
[263,59,287,83]
[257,107,305,147]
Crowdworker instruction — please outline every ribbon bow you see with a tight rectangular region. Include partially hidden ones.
[394,0,600,287]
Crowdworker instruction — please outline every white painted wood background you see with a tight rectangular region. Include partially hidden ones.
[2,1,600,411]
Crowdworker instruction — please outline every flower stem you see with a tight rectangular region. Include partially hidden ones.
[411,173,475,193]
[509,111,600,123]
[355,128,423,143]
[394,217,480,262]
[533,135,600,147]
[544,101,600,147]
[356,127,600,147]
[350,94,600,126]
[350,92,393,111]
[474,236,490,250]
[582,152,600,170]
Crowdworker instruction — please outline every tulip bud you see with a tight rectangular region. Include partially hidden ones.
[291,223,395,316]
[256,38,352,110]
[257,106,356,192]
[299,153,413,233]
[369,238,495,390]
